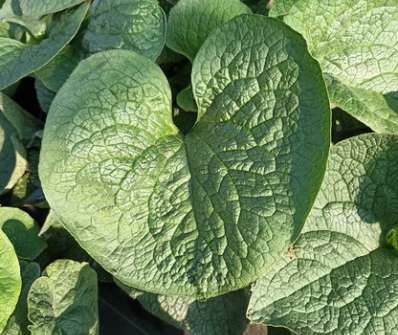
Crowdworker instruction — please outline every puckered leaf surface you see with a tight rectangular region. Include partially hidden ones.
[27,260,98,335]
[270,0,398,133]
[40,15,330,298]
[248,134,398,335]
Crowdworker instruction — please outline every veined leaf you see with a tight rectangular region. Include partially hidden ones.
[248,134,398,335]
[27,260,99,335]
[82,0,166,61]
[0,2,89,91]
[167,0,251,60]
[0,230,21,334]
[39,15,330,298]
[270,0,398,133]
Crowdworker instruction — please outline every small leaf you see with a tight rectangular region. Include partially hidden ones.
[167,0,251,60]
[27,260,99,335]
[248,134,398,335]
[0,207,47,260]
[0,2,89,91]
[176,85,196,112]
[82,0,166,61]
[0,230,21,333]
[34,79,55,114]
[40,16,330,298]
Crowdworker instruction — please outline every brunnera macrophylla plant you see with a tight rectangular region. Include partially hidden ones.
[1,0,398,334]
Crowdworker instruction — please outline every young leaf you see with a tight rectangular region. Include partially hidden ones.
[0,207,47,260]
[2,261,40,335]
[0,111,27,194]
[39,16,330,298]
[176,85,196,113]
[122,285,250,335]
[0,230,21,334]
[270,0,398,133]
[248,134,398,335]
[27,260,99,335]
[0,2,89,91]
[167,0,251,60]
[82,0,166,61]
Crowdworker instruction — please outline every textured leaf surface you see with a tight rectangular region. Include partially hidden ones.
[167,0,251,60]
[124,286,250,335]
[271,0,398,133]
[0,110,26,194]
[0,230,21,333]
[40,16,330,298]
[2,261,40,335]
[82,0,166,60]
[0,93,41,142]
[27,260,99,335]
[0,2,89,90]
[248,134,398,335]
[0,208,46,260]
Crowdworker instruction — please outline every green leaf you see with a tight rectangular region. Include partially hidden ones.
[271,0,398,133]
[0,93,42,142]
[82,0,166,61]
[35,44,82,92]
[0,2,89,91]
[15,0,88,17]
[0,111,27,194]
[167,0,251,60]
[176,85,196,112]
[122,285,250,335]
[248,133,398,335]
[27,260,99,335]
[34,79,55,113]
[2,261,40,335]
[39,16,330,298]
[0,207,47,260]
[0,230,21,334]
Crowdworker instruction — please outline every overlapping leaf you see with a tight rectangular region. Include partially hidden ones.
[270,0,398,133]
[248,134,398,335]
[40,15,330,298]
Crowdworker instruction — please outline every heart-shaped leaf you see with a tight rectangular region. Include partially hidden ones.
[27,260,99,335]
[39,15,330,298]
[0,230,21,333]
[270,0,398,133]
[248,133,398,335]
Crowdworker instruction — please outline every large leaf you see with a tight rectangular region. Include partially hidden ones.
[167,0,251,60]
[270,0,398,133]
[0,2,89,90]
[248,134,398,335]
[0,110,26,194]
[0,230,21,333]
[82,0,166,61]
[2,261,40,335]
[122,285,250,335]
[0,208,46,260]
[27,260,99,335]
[39,15,330,298]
